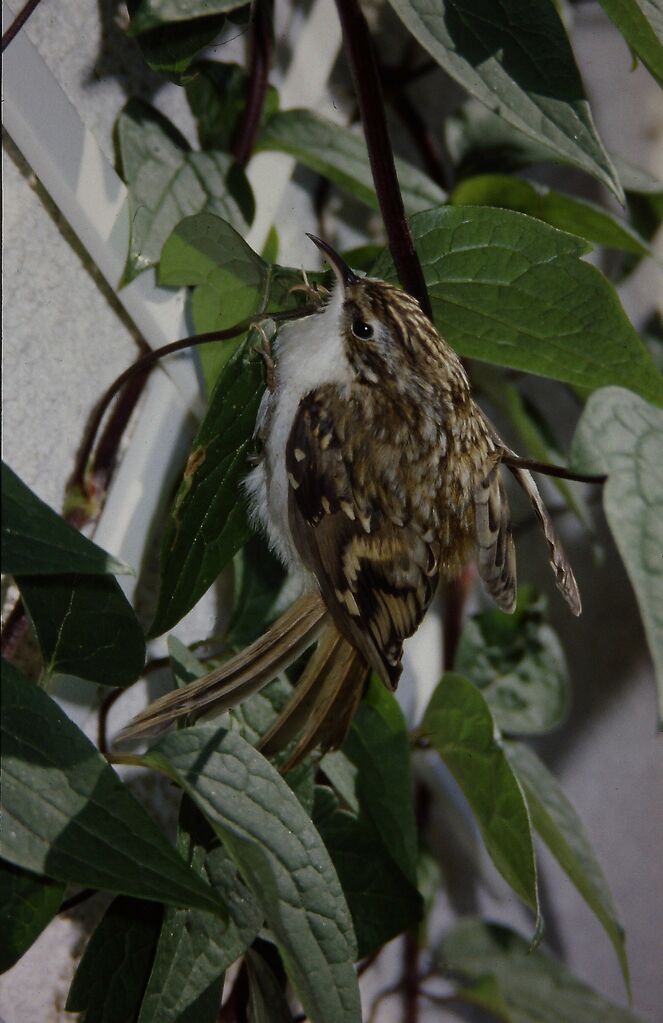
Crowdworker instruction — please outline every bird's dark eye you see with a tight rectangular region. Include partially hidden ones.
[351,318,374,340]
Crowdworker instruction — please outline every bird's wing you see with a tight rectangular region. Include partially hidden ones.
[286,391,439,689]
[474,457,517,613]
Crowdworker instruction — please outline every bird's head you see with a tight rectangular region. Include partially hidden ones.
[307,234,466,400]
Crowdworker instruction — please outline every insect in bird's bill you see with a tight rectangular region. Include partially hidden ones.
[119,236,581,766]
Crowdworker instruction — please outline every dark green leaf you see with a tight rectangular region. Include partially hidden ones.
[143,725,361,1023]
[186,61,280,152]
[386,0,622,200]
[439,918,645,1023]
[314,790,423,958]
[150,338,265,637]
[130,0,247,33]
[225,534,287,648]
[256,109,447,214]
[450,175,649,255]
[17,573,146,686]
[506,741,629,994]
[340,678,418,885]
[127,0,225,75]
[138,796,262,1023]
[1,462,130,576]
[117,101,254,282]
[0,859,65,974]
[246,949,294,1023]
[572,387,663,719]
[371,206,663,405]
[598,0,663,88]
[0,661,224,916]
[66,896,162,1022]
[454,591,570,735]
[421,673,539,918]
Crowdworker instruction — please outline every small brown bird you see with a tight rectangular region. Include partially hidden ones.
[120,237,580,765]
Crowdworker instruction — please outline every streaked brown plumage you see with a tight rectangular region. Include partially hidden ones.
[119,237,580,764]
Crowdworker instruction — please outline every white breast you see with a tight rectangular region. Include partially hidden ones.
[243,285,352,572]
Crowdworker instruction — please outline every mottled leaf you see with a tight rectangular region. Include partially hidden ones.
[117,101,253,282]
[454,592,570,735]
[0,661,224,916]
[386,0,622,200]
[143,725,361,1023]
[372,206,663,405]
[571,387,663,718]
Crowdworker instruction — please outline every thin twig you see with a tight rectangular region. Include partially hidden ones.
[501,453,607,485]
[334,0,432,318]
[58,888,97,915]
[231,0,273,166]
[1,0,43,52]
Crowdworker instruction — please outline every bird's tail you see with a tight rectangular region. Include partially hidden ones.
[116,591,329,743]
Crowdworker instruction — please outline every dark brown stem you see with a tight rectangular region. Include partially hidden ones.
[501,453,607,485]
[334,0,432,319]
[231,0,273,167]
[73,305,317,498]
[1,0,43,52]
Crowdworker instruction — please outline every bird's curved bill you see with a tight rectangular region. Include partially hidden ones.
[306,233,358,288]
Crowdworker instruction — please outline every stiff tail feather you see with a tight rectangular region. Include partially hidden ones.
[507,461,582,616]
[116,592,329,742]
[260,626,369,771]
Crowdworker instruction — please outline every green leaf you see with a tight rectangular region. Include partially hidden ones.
[421,673,539,917]
[66,896,162,1022]
[246,949,294,1023]
[17,573,146,686]
[117,100,254,282]
[313,790,423,958]
[0,661,225,916]
[505,741,629,995]
[186,61,280,152]
[256,109,447,214]
[454,591,570,735]
[138,796,262,1023]
[1,462,130,576]
[386,0,622,201]
[598,0,663,88]
[450,174,649,255]
[0,860,65,974]
[371,206,663,406]
[130,0,247,33]
[158,212,303,389]
[224,535,287,648]
[149,338,265,637]
[439,918,646,1023]
[127,0,225,75]
[340,678,418,886]
[142,725,361,1023]
[571,387,663,719]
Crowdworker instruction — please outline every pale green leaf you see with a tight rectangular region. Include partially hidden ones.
[598,0,663,88]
